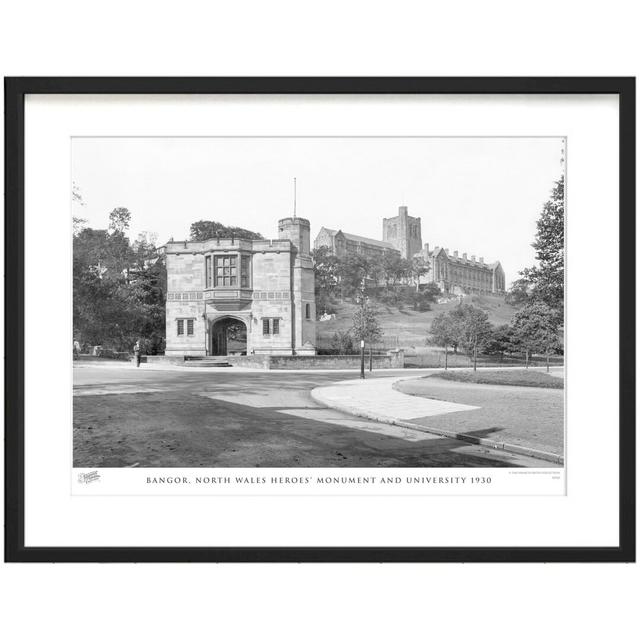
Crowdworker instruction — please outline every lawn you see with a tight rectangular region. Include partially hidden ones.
[316,293,519,350]
[395,374,564,457]
[430,369,564,389]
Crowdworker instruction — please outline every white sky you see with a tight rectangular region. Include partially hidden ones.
[72,137,564,285]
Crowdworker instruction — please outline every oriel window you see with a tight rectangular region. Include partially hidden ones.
[205,255,212,288]
[214,255,237,287]
[241,255,251,288]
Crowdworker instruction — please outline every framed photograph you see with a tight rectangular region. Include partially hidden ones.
[5,77,635,562]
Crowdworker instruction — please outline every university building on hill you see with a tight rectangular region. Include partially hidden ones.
[162,217,316,357]
[420,245,505,295]
[314,204,506,295]
[313,227,399,258]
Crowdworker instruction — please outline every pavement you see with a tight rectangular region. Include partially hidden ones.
[73,364,549,468]
[311,368,564,465]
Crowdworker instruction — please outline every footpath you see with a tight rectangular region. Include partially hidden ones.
[311,375,564,465]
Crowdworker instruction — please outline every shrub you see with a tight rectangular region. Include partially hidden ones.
[329,330,357,355]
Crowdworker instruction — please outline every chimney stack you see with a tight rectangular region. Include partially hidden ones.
[480,257,484,264]
[463,252,467,260]
[445,248,449,254]
[453,250,459,258]
[471,255,476,262]
[424,242,430,254]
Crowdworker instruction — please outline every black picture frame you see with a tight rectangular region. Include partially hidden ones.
[4,77,636,563]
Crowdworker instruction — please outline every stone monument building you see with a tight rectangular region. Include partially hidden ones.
[163,217,316,357]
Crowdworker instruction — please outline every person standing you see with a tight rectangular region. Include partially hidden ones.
[134,340,141,367]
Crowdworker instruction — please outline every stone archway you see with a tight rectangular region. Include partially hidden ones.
[210,317,248,356]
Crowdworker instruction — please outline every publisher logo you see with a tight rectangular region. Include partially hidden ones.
[78,470,101,484]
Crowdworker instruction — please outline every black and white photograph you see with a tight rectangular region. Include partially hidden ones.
[72,136,566,473]
[6,76,632,564]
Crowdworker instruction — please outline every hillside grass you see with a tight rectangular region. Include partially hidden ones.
[316,293,518,350]
[430,369,564,389]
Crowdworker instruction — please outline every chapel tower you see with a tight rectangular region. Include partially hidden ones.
[382,205,422,259]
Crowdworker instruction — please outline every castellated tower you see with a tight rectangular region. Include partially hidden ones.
[382,205,422,259]
[278,216,311,255]
[278,217,316,355]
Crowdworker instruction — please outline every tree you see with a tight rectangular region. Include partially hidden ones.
[380,252,406,289]
[73,217,88,237]
[72,182,87,237]
[421,282,441,303]
[72,181,85,206]
[505,277,531,306]
[330,330,356,355]
[311,246,340,293]
[430,312,460,369]
[73,208,167,354]
[352,302,383,344]
[512,301,561,370]
[352,299,383,372]
[482,324,515,361]
[108,207,132,234]
[408,256,430,291]
[336,254,374,298]
[457,304,492,371]
[518,176,564,313]
[189,220,264,242]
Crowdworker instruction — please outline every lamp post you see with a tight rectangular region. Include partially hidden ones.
[357,277,366,380]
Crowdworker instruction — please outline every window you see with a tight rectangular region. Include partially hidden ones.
[241,255,251,288]
[177,318,194,336]
[205,255,212,288]
[263,318,280,336]
[214,255,237,287]
[305,303,311,319]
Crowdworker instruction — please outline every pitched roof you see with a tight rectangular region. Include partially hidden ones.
[341,232,396,250]
[321,227,396,250]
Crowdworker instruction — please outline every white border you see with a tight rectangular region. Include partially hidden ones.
[24,94,619,547]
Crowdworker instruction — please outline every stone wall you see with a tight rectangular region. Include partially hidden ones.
[265,353,402,370]
[144,350,405,370]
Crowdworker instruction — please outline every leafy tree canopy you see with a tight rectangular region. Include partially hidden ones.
[430,312,459,349]
[74,210,166,354]
[512,300,561,356]
[108,207,132,234]
[189,220,264,242]
[515,176,565,313]
[352,301,383,343]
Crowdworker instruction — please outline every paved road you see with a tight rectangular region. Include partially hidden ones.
[73,364,546,468]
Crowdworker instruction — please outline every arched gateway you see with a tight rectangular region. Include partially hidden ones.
[209,316,248,356]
